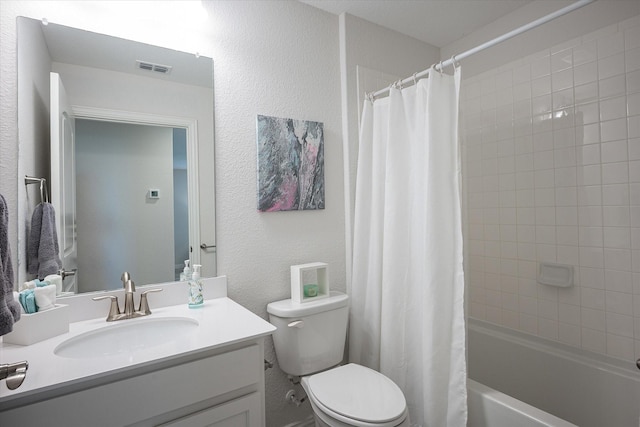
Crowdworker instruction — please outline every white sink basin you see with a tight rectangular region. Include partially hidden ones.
[54,317,199,359]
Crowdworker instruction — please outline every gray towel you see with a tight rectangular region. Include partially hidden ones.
[1,194,21,336]
[27,202,62,279]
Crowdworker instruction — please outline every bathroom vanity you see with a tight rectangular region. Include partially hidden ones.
[0,278,275,426]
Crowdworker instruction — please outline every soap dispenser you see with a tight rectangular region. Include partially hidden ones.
[188,264,203,308]
[180,260,191,282]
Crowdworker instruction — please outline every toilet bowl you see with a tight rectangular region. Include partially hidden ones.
[301,364,409,427]
[267,292,409,427]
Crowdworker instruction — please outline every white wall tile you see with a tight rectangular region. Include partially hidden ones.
[580,246,604,268]
[580,267,605,289]
[604,248,632,271]
[556,206,578,227]
[578,185,602,206]
[606,312,634,337]
[552,49,573,73]
[600,96,627,121]
[576,101,600,124]
[574,61,598,86]
[604,227,632,248]
[605,290,634,315]
[630,116,640,141]
[605,269,633,293]
[579,226,604,247]
[626,47,640,73]
[554,147,577,167]
[582,287,606,310]
[632,206,640,227]
[581,122,601,144]
[582,327,606,353]
[552,166,578,188]
[531,55,551,78]
[597,32,625,58]
[603,206,630,227]
[628,93,640,116]
[601,118,628,142]
[600,75,626,99]
[578,164,602,186]
[606,333,635,359]
[627,70,640,94]
[602,184,630,205]
[532,75,552,97]
[553,69,574,91]
[630,160,640,182]
[598,52,625,79]
[462,21,640,360]
[574,40,597,65]
[538,318,559,340]
[582,307,606,331]
[624,25,640,50]
[575,82,599,105]
[579,206,603,226]
[559,322,581,346]
[602,161,629,184]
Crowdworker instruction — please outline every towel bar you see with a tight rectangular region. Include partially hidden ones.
[24,176,49,204]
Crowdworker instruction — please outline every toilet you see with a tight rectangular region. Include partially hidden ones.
[267,291,409,427]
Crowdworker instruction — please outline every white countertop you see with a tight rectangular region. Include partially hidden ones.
[0,297,275,410]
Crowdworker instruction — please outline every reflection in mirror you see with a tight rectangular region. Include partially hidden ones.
[17,17,215,294]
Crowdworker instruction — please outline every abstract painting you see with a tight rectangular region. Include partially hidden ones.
[256,115,325,212]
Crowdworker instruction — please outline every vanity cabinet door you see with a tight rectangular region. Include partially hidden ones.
[159,392,261,427]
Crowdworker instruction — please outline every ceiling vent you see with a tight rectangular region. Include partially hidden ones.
[136,60,172,75]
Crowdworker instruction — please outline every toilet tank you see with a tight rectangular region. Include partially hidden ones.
[267,292,349,376]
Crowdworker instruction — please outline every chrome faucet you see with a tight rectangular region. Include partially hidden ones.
[122,272,136,317]
[92,272,163,322]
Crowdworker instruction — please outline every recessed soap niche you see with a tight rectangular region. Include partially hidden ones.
[537,262,573,288]
[291,262,329,303]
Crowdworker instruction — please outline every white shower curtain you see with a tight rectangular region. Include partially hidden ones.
[349,66,466,427]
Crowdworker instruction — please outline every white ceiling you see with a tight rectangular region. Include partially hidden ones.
[300,0,533,47]
[37,18,213,88]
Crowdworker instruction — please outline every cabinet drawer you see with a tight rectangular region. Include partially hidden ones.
[1,344,262,426]
[159,392,261,427]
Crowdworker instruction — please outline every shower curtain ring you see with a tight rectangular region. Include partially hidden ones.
[412,72,418,86]
[450,55,460,71]
[438,61,444,75]
[366,92,375,103]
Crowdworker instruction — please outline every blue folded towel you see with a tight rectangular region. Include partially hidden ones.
[19,289,38,314]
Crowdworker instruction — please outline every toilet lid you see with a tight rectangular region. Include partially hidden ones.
[307,364,406,423]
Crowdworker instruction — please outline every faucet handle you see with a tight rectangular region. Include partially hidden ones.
[92,295,121,322]
[138,288,163,315]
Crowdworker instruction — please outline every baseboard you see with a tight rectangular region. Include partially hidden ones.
[281,414,315,427]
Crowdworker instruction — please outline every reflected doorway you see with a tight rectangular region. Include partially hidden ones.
[75,119,189,292]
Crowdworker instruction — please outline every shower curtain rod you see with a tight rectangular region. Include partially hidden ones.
[370,0,595,100]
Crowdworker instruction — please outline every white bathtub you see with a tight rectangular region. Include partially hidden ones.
[468,379,577,427]
[468,318,640,427]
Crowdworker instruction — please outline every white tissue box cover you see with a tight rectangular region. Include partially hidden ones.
[3,304,70,345]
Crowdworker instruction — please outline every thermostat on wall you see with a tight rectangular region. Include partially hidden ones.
[148,189,160,199]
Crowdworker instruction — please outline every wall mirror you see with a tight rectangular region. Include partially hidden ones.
[17,17,216,294]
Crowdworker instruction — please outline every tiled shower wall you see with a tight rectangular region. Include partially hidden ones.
[461,15,640,362]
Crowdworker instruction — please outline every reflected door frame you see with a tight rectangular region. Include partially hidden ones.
[71,106,201,273]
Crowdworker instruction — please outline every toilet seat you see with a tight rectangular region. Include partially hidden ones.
[302,364,408,427]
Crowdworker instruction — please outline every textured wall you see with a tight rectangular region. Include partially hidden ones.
[1,1,343,425]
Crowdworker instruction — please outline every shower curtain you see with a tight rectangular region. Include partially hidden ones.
[349,66,466,427]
